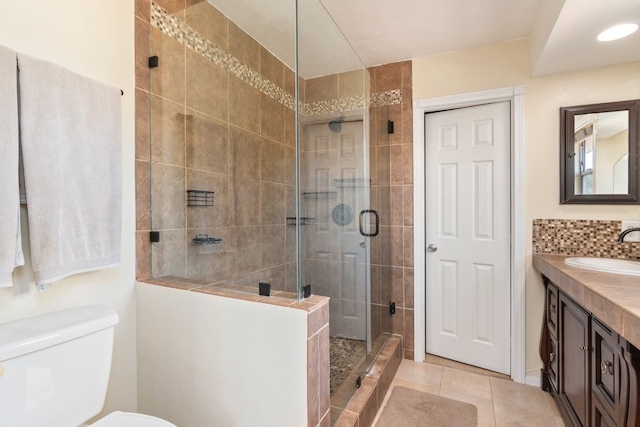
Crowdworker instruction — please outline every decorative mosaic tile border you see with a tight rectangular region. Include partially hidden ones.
[533,219,640,260]
[150,2,402,116]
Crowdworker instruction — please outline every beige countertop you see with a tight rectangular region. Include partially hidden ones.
[533,254,640,349]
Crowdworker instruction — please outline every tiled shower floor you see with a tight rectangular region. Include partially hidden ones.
[330,337,366,395]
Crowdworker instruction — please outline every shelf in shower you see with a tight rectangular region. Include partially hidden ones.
[187,190,214,206]
[333,178,371,188]
[302,191,337,199]
[192,234,222,245]
[286,217,315,226]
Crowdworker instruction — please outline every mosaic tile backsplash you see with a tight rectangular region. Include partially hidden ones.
[533,219,640,260]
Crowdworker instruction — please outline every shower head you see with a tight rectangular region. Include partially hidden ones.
[328,117,344,133]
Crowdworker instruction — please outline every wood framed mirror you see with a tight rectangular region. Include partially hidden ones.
[560,99,640,204]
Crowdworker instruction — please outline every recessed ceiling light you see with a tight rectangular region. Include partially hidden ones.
[597,23,639,42]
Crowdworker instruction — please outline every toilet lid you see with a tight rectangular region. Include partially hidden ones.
[92,411,176,427]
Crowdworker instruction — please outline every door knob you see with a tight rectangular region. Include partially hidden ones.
[360,241,366,248]
[427,243,438,252]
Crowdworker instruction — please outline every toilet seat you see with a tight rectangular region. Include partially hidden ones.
[90,411,176,427]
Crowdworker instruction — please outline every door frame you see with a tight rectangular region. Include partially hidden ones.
[412,85,526,384]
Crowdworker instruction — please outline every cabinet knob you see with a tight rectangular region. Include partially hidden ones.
[601,360,613,375]
[580,344,590,351]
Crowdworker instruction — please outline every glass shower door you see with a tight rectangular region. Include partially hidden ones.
[301,117,372,411]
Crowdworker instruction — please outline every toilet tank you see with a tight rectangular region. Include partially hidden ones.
[0,305,119,427]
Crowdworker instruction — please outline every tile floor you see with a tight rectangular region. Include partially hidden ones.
[372,359,566,426]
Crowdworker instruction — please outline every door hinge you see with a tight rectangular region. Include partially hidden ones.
[389,301,396,315]
[148,56,159,68]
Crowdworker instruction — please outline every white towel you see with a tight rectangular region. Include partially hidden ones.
[18,53,122,290]
[0,45,24,287]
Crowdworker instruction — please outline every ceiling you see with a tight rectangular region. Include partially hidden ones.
[210,0,640,78]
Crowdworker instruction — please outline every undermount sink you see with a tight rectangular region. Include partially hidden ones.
[564,257,640,276]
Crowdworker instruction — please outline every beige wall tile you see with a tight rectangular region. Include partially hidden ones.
[154,0,185,13]
[260,46,284,88]
[185,112,228,174]
[135,18,150,91]
[338,69,365,99]
[261,225,286,268]
[261,94,285,143]
[229,177,260,226]
[151,228,187,277]
[135,0,150,22]
[403,227,414,268]
[228,226,261,276]
[390,186,403,226]
[284,107,296,148]
[319,326,331,420]
[185,1,228,52]
[306,75,338,103]
[402,186,413,226]
[135,89,151,161]
[307,333,320,427]
[136,231,152,279]
[185,50,228,121]
[151,163,185,229]
[402,103,413,145]
[403,268,414,309]
[374,62,402,92]
[284,66,296,97]
[229,21,259,71]
[230,127,260,178]
[261,182,286,225]
[229,76,261,133]
[136,160,151,230]
[151,95,185,166]
[150,28,185,104]
[261,138,285,183]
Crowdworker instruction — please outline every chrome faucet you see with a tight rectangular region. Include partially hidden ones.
[617,227,640,242]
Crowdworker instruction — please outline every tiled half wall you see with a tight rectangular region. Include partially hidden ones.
[533,219,640,259]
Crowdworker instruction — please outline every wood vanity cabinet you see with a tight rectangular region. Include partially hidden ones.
[560,291,591,426]
[540,276,640,427]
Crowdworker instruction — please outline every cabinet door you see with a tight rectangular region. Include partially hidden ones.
[546,279,559,340]
[593,397,617,427]
[592,317,627,426]
[560,293,591,426]
[549,338,560,392]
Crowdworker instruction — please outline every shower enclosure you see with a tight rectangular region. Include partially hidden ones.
[146,0,393,421]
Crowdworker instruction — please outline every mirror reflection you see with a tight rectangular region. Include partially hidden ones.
[573,111,629,195]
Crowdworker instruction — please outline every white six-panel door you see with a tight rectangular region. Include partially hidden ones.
[425,101,511,374]
[304,121,368,340]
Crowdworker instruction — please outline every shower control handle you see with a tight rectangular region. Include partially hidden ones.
[427,243,438,252]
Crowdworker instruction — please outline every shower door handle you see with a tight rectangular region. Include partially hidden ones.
[359,209,379,237]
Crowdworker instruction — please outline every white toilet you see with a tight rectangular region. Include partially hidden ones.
[0,305,176,427]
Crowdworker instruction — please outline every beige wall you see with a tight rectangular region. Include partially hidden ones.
[0,0,137,417]
[413,38,640,376]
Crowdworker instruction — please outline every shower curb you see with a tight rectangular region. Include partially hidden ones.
[332,335,403,427]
